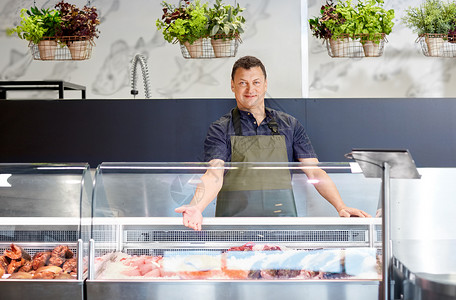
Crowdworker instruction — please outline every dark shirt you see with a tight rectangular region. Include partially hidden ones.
[203,107,317,162]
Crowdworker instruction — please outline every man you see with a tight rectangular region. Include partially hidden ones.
[175,56,371,231]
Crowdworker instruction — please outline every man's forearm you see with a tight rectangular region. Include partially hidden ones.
[311,170,346,212]
[298,158,346,212]
[190,168,224,212]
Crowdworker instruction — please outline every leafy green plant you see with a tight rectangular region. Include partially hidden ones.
[206,0,245,40]
[354,0,394,44]
[328,0,358,38]
[55,1,100,40]
[156,0,209,44]
[309,1,345,40]
[309,0,357,40]
[402,0,456,35]
[309,0,394,42]
[6,7,61,44]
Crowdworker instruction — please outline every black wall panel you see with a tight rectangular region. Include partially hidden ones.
[306,98,456,167]
[1,98,455,167]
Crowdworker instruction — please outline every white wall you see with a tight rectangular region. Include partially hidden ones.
[307,0,456,98]
[2,0,456,99]
[0,0,302,99]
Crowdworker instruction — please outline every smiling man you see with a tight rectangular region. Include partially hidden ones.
[175,56,371,231]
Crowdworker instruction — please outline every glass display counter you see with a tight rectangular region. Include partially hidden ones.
[87,162,383,300]
[0,163,92,300]
[391,168,456,300]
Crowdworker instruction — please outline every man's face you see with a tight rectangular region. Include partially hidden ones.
[231,66,267,111]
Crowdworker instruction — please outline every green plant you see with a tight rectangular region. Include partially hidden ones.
[309,0,394,42]
[156,0,209,44]
[402,0,456,35]
[309,1,345,40]
[309,0,357,40]
[354,0,394,44]
[328,0,357,38]
[6,7,61,44]
[206,0,245,40]
[55,1,100,40]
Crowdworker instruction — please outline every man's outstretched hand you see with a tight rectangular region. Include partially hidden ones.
[175,205,203,231]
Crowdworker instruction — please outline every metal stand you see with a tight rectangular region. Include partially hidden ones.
[351,149,420,300]
[0,81,86,99]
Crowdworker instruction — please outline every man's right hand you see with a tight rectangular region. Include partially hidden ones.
[174,205,203,231]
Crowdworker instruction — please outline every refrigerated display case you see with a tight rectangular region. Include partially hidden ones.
[87,162,384,300]
[390,168,456,300]
[0,163,92,300]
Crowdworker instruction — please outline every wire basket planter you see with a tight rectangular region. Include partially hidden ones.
[417,34,456,57]
[179,34,241,59]
[325,33,387,58]
[28,36,95,61]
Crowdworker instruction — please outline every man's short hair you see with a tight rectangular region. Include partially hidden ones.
[231,56,267,81]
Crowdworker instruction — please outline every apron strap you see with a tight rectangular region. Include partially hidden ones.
[267,120,280,135]
[232,107,280,136]
[232,107,243,136]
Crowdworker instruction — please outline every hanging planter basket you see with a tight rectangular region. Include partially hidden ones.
[29,36,95,61]
[417,33,456,57]
[325,33,387,58]
[179,34,242,59]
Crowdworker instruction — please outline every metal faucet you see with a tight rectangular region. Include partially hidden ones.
[130,54,151,99]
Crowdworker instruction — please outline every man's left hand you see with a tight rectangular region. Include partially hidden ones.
[338,207,372,218]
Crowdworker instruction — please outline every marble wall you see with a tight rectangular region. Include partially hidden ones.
[0,0,302,99]
[308,0,456,98]
[2,0,456,99]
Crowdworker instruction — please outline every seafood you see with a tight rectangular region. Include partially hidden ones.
[35,265,63,274]
[9,271,33,279]
[48,256,65,267]
[4,244,31,260]
[33,265,64,279]
[1,244,77,280]
[18,260,32,272]
[32,271,56,279]
[62,258,77,273]
[0,255,9,271]
[32,252,51,270]
[96,253,165,279]
[52,245,73,259]
[7,258,24,274]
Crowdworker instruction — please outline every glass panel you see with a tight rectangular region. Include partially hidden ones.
[92,162,380,218]
[90,162,382,281]
[0,163,91,280]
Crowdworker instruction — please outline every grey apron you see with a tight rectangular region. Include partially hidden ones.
[215,108,297,217]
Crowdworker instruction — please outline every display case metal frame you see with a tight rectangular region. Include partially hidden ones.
[351,149,421,300]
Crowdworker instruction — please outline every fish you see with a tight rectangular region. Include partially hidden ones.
[8,271,33,279]
[4,244,31,261]
[35,265,63,274]
[156,58,221,98]
[91,40,131,95]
